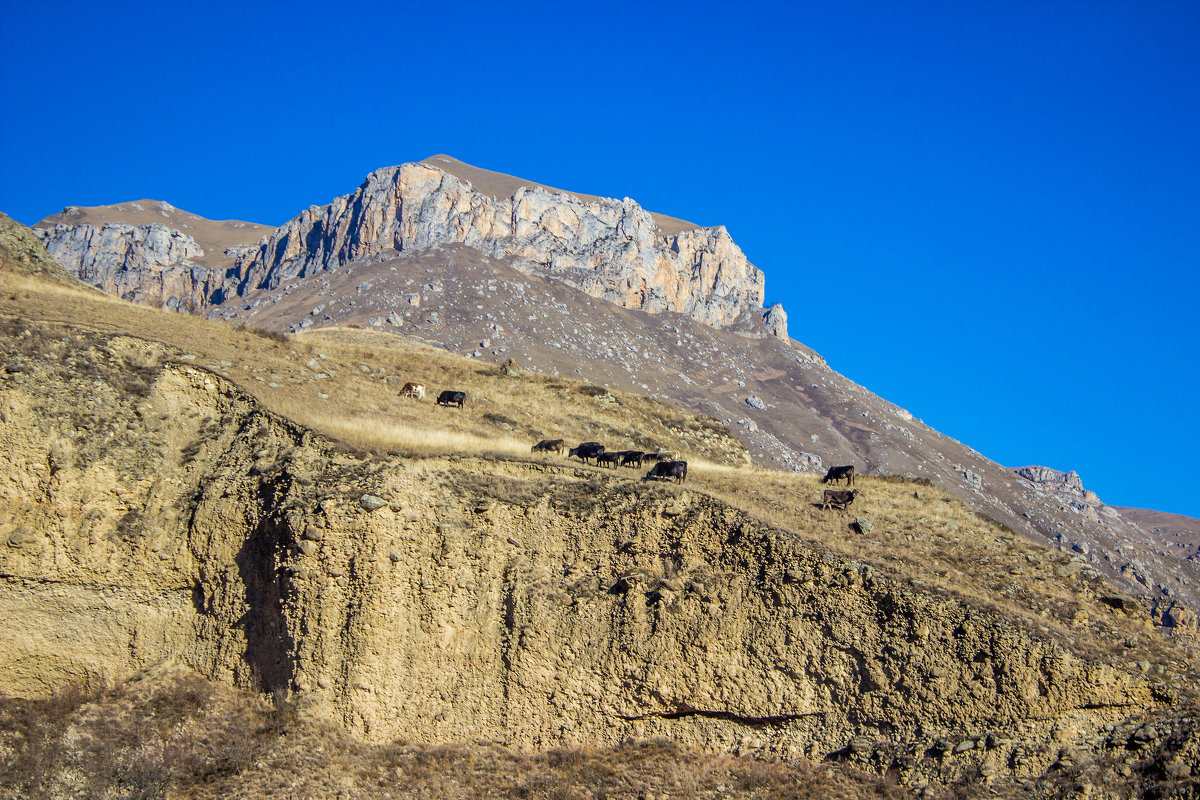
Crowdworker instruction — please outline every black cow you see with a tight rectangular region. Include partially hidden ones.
[619,450,646,468]
[645,451,678,464]
[436,390,466,408]
[596,452,622,468]
[821,465,855,486]
[644,460,687,483]
[531,438,565,454]
[569,442,605,464]
[822,489,859,510]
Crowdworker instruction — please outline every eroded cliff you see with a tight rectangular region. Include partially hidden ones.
[2,323,1195,794]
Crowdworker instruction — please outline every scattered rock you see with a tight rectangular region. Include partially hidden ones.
[359,494,387,511]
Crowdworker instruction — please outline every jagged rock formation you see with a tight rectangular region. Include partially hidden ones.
[228,161,776,334]
[31,200,272,311]
[35,221,217,310]
[33,160,782,336]
[1016,465,1104,519]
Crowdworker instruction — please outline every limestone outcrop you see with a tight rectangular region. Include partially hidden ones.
[225,162,777,335]
[35,221,218,310]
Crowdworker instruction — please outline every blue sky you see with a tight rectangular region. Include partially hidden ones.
[3,1,1198,517]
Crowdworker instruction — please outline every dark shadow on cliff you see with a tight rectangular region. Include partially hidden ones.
[235,473,297,694]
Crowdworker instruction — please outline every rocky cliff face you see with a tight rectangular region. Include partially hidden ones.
[228,162,776,335]
[33,161,781,335]
[3,322,1197,794]
[35,221,219,310]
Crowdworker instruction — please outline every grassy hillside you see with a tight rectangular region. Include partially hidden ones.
[2,269,1199,799]
[2,271,1194,681]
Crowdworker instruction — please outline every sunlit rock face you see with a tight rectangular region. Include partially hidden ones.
[230,162,775,334]
[36,221,215,310]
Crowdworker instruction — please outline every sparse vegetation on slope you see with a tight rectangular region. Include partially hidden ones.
[0,667,915,800]
[3,270,1200,800]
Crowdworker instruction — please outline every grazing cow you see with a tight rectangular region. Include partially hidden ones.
[619,450,646,468]
[596,452,622,468]
[822,489,859,510]
[568,442,605,464]
[436,390,466,408]
[644,460,687,483]
[531,438,565,455]
[646,450,679,464]
[400,382,425,400]
[821,465,856,486]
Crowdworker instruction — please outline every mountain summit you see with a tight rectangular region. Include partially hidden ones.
[37,157,786,337]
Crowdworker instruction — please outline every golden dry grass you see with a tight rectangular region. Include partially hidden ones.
[3,271,1197,693]
[0,273,747,466]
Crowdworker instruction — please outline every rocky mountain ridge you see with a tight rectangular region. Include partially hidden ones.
[35,158,784,336]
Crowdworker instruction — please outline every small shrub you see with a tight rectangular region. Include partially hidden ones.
[578,384,609,397]
[242,325,289,344]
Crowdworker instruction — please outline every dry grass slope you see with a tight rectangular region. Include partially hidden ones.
[4,270,1200,799]
[2,271,1197,693]
[0,273,746,465]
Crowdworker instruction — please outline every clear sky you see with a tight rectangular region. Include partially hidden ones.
[2,1,1198,517]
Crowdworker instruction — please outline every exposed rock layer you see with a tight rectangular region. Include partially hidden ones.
[36,221,215,310]
[33,161,782,336]
[232,162,774,334]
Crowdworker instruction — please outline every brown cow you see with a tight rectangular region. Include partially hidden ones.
[822,489,859,510]
[400,382,425,400]
[596,452,622,469]
[532,438,565,455]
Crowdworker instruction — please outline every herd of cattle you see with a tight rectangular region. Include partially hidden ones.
[532,439,688,483]
[399,382,860,506]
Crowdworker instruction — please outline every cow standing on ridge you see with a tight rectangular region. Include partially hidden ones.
[822,465,855,486]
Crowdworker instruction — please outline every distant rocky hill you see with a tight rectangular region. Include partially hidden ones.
[25,158,1199,634]
[34,200,271,310]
